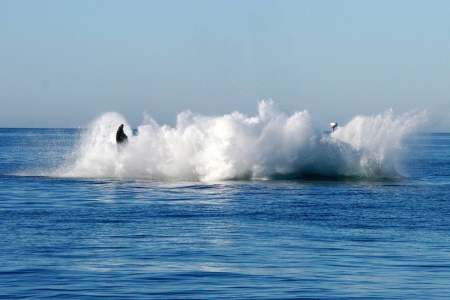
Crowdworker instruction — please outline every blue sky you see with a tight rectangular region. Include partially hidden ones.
[1,0,449,129]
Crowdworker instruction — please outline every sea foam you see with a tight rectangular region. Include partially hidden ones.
[54,101,425,181]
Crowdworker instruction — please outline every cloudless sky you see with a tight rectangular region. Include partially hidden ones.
[1,0,449,129]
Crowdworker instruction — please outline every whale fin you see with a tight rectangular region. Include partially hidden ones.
[116,124,128,144]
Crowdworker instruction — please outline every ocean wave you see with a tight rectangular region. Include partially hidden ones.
[53,101,426,181]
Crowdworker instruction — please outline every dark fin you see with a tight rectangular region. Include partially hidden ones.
[116,124,128,144]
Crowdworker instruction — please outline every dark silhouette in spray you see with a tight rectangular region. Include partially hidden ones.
[116,124,128,145]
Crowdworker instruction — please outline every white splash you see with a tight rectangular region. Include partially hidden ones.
[54,101,426,181]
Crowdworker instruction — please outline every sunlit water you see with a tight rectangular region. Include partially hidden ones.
[1,128,450,299]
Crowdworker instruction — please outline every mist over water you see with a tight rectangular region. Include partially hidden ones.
[54,101,425,181]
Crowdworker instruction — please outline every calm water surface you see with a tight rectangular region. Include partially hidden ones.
[1,129,450,299]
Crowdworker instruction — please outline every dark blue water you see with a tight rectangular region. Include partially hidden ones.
[1,129,450,299]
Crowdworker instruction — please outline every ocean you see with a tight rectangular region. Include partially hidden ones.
[1,109,450,298]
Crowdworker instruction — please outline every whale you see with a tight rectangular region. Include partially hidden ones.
[116,124,128,144]
[330,122,338,132]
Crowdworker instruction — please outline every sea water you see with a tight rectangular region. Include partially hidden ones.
[1,104,450,299]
